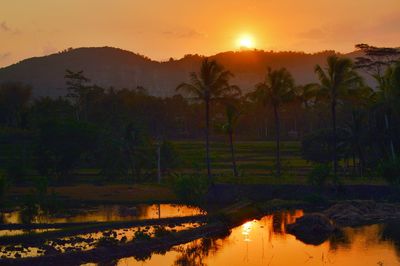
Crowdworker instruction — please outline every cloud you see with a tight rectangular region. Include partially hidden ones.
[162,29,206,39]
[0,21,10,32]
[298,28,326,40]
[0,21,20,35]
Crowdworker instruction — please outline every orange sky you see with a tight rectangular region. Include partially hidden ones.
[0,0,399,67]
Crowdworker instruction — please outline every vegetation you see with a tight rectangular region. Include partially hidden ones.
[0,44,399,195]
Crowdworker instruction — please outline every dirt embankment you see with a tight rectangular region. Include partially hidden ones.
[207,184,399,203]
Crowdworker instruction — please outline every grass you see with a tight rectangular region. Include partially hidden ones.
[172,140,385,185]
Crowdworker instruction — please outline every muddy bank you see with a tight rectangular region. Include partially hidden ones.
[0,215,207,245]
[207,184,399,203]
[286,200,400,245]
[0,201,260,266]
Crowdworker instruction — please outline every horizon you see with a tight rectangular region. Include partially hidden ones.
[0,45,365,68]
[1,0,399,67]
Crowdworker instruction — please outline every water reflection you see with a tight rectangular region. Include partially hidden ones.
[104,210,400,266]
[0,204,205,224]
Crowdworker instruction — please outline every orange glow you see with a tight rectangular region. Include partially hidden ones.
[237,35,255,49]
[115,210,400,266]
[1,1,399,67]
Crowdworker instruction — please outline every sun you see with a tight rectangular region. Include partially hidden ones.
[237,35,255,49]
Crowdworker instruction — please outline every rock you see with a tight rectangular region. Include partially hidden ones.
[286,213,336,245]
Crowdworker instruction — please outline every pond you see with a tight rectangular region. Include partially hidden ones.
[0,204,205,224]
[85,210,400,266]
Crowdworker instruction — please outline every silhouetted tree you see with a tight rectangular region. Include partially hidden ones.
[253,67,295,177]
[315,55,361,181]
[65,70,91,121]
[176,58,236,181]
[0,83,31,128]
[221,100,242,177]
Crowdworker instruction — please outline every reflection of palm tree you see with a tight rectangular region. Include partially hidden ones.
[315,55,361,180]
[173,238,222,266]
[177,58,235,181]
[253,68,295,177]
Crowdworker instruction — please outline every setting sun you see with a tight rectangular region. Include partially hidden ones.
[237,35,255,49]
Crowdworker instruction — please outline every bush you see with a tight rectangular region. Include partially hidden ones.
[160,140,179,174]
[154,226,170,237]
[170,172,210,203]
[307,164,331,188]
[96,236,119,247]
[380,159,400,186]
[0,174,8,200]
[134,229,151,241]
[34,176,48,197]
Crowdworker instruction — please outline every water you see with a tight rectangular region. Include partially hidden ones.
[100,210,400,266]
[1,204,205,224]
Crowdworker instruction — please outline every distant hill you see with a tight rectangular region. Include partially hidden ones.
[0,47,371,98]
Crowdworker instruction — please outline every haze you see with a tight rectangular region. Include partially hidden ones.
[0,0,399,67]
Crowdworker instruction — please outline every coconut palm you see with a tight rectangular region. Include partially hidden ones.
[375,62,400,159]
[314,55,361,180]
[254,67,295,177]
[176,58,236,181]
[221,101,241,177]
[293,83,319,135]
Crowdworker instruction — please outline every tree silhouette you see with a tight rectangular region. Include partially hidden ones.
[65,70,91,121]
[177,58,236,181]
[315,55,361,180]
[253,67,295,177]
[221,100,242,177]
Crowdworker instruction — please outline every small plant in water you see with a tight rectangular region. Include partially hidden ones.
[134,229,152,241]
[154,226,170,237]
[96,236,119,247]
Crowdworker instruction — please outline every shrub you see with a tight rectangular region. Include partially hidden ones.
[34,176,48,197]
[154,226,170,238]
[307,164,331,188]
[134,229,151,241]
[0,174,8,200]
[96,236,119,247]
[380,159,400,186]
[170,172,210,203]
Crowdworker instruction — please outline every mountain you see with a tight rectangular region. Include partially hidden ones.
[0,47,370,98]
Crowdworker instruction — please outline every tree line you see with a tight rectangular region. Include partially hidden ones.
[0,44,399,186]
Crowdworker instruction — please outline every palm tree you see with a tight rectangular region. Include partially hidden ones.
[254,67,295,177]
[375,62,400,159]
[221,101,241,177]
[293,83,319,135]
[177,58,236,181]
[314,55,361,180]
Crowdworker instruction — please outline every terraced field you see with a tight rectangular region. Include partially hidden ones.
[174,141,313,184]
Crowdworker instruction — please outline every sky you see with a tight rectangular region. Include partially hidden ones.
[0,0,399,67]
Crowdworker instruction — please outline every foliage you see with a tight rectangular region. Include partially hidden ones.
[301,129,347,164]
[33,176,48,197]
[177,58,239,181]
[124,122,154,182]
[0,174,8,200]
[0,83,31,128]
[154,226,171,238]
[307,164,331,188]
[380,159,400,186]
[34,120,98,180]
[134,229,152,241]
[96,236,119,247]
[160,140,180,174]
[171,172,210,202]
